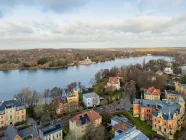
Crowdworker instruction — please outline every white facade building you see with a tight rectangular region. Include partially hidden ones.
[83,92,100,108]
[39,123,63,140]
[164,67,173,74]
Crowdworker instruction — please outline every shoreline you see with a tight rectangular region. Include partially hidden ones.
[0,54,153,71]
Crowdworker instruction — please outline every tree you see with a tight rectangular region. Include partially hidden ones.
[95,71,101,83]
[15,88,39,108]
[84,124,105,140]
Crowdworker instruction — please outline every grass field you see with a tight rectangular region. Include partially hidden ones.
[123,110,156,137]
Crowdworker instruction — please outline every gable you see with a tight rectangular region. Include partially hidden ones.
[15,135,23,140]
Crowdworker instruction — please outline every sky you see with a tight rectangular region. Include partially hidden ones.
[0,0,186,49]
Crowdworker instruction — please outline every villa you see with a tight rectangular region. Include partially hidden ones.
[107,77,120,91]
[144,87,161,100]
[133,96,185,139]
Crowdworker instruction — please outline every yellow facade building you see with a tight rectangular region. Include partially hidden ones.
[175,82,186,95]
[133,96,185,140]
[69,110,102,139]
[0,99,26,128]
[165,90,180,102]
[67,90,79,104]
[144,87,161,100]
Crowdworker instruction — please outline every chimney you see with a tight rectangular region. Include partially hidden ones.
[155,103,158,109]
[90,110,92,114]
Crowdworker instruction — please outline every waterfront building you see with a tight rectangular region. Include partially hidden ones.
[165,90,180,102]
[144,87,160,100]
[69,110,102,139]
[133,97,185,139]
[39,122,63,140]
[67,90,79,108]
[83,92,100,108]
[0,99,26,127]
[107,77,120,91]
[79,56,92,65]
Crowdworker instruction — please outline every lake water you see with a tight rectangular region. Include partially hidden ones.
[0,56,172,100]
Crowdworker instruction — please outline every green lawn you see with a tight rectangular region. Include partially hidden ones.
[93,78,108,94]
[112,91,122,100]
[123,111,156,137]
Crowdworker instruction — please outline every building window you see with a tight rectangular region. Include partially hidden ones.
[22,115,24,119]
[1,116,3,119]
[10,115,12,120]
[1,121,3,124]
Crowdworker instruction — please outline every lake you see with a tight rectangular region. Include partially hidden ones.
[0,56,172,100]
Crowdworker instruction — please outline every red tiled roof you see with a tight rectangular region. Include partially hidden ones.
[70,110,102,125]
[144,87,160,95]
[113,123,129,132]
[108,77,119,84]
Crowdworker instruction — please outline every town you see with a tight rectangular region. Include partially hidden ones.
[0,56,186,140]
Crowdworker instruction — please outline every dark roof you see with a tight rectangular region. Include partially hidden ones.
[134,99,182,120]
[18,125,39,138]
[40,123,62,136]
[80,114,90,125]
[0,100,25,112]
[165,90,179,95]
[4,125,18,140]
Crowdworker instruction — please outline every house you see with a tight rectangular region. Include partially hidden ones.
[55,98,68,115]
[67,90,79,108]
[111,116,133,128]
[69,110,102,139]
[112,127,149,140]
[144,87,161,100]
[111,116,133,136]
[164,67,173,74]
[165,90,180,102]
[4,125,39,140]
[83,92,100,108]
[156,70,163,76]
[0,99,26,127]
[107,77,120,91]
[39,122,63,140]
[175,82,186,95]
[133,97,185,139]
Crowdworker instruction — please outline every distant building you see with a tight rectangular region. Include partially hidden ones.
[83,92,100,108]
[175,82,186,95]
[156,70,163,76]
[133,97,185,139]
[144,87,160,100]
[0,99,26,127]
[164,67,173,75]
[112,127,149,140]
[107,77,120,91]
[4,125,39,140]
[165,90,180,102]
[69,110,102,139]
[79,57,92,65]
[39,122,63,140]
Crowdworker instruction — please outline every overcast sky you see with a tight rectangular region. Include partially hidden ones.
[0,0,186,49]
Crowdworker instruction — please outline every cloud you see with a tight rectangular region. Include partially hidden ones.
[0,0,86,17]
[0,14,186,44]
